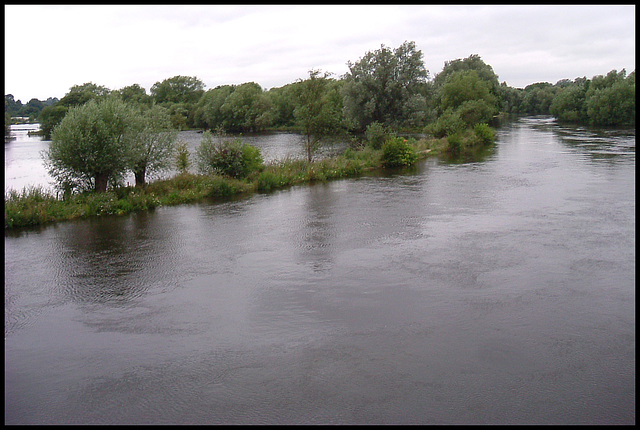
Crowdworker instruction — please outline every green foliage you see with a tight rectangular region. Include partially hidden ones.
[428,57,500,139]
[116,84,151,106]
[294,70,345,162]
[220,82,266,132]
[192,83,272,133]
[440,70,497,113]
[7,135,447,230]
[584,70,635,126]
[342,41,428,131]
[44,96,140,193]
[196,131,264,178]
[193,85,235,130]
[446,133,463,154]
[175,140,191,174]
[5,111,12,136]
[473,123,496,145]
[38,105,68,139]
[4,186,62,228]
[456,99,497,126]
[381,136,418,167]
[263,83,298,129]
[425,108,466,138]
[150,75,205,129]
[434,54,501,96]
[127,105,178,186]
[150,75,205,105]
[364,121,391,149]
[521,82,557,115]
[549,83,587,123]
[58,82,111,108]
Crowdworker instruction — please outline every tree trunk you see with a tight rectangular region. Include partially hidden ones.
[134,168,146,187]
[306,135,313,163]
[95,173,109,192]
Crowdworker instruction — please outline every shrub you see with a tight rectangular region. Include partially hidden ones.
[446,133,463,154]
[473,123,496,145]
[457,99,496,126]
[175,140,191,174]
[196,132,264,179]
[381,137,418,168]
[426,109,466,137]
[365,121,390,149]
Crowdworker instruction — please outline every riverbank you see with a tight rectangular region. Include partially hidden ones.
[5,136,452,231]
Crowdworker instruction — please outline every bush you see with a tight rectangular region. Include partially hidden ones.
[365,121,390,149]
[196,132,264,179]
[457,99,496,126]
[381,137,418,168]
[175,140,191,174]
[446,133,463,154]
[473,123,496,145]
[426,108,466,138]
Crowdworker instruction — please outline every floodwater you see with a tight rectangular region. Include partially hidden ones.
[4,117,635,424]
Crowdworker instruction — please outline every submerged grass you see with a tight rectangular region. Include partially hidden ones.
[5,137,445,230]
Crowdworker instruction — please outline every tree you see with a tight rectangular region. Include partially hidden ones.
[432,55,501,123]
[128,105,177,187]
[440,69,497,113]
[193,85,236,130]
[58,82,111,108]
[219,82,264,132]
[294,70,344,163]
[520,82,557,115]
[151,76,205,129]
[584,69,635,126]
[43,96,139,193]
[342,41,428,131]
[433,54,501,99]
[175,140,191,174]
[549,81,588,123]
[264,83,298,128]
[39,105,69,140]
[38,82,111,139]
[150,75,205,105]
[117,84,151,106]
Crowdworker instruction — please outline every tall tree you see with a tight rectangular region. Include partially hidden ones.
[117,84,151,106]
[150,75,205,129]
[294,70,344,163]
[150,75,205,105]
[342,41,428,131]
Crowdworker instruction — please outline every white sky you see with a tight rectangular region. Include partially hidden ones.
[4,4,636,103]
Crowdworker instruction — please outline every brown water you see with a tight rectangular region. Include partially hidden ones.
[4,117,635,424]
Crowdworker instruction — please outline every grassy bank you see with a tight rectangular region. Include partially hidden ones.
[4,136,453,230]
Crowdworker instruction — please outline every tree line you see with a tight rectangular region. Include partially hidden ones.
[3,41,635,196]
[5,42,635,140]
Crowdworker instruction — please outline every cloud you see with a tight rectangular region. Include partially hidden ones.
[4,5,635,101]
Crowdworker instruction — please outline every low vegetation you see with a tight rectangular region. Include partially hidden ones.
[4,134,452,230]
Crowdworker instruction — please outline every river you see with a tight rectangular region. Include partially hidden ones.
[4,117,635,424]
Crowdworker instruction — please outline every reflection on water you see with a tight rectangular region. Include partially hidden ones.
[4,117,636,424]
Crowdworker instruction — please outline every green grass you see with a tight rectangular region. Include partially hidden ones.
[5,137,447,230]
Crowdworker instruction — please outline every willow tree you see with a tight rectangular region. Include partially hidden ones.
[342,41,429,131]
[127,105,177,187]
[44,96,139,194]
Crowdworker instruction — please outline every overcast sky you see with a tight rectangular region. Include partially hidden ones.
[4,4,636,103]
